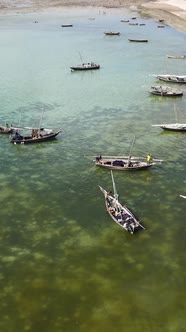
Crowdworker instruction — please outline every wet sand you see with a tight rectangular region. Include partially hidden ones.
[0,0,186,32]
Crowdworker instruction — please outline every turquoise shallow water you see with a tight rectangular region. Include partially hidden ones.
[0,8,185,332]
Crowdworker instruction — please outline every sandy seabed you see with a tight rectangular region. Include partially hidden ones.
[0,0,186,32]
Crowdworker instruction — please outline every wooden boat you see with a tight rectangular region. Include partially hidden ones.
[157,25,165,28]
[61,24,73,27]
[180,195,186,199]
[99,171,145,234]
[149,86,183,96]
[10,127,61,144]
[95,156,155,170]
[95,136,161,170]
[129,23,138,26]
[152,123,186,131]
[139,23,146,26]
[104,32,120,36]
[128,39,148,42]
[156,75,186,83]
[167,55,186,59]
[121,20,129,23]
[70,62,100,71]
[0,124,13,134]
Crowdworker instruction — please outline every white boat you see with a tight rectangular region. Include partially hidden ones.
[149,85,183,96]
[99,171,145,234]
[180,195,186,199]
[152,123,186,132]
[156,75,186,83]
[167,55,186,59]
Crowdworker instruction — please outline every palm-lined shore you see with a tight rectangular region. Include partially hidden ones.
[0,0,186,32]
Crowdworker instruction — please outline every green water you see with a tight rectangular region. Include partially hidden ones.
[0,8,185,332]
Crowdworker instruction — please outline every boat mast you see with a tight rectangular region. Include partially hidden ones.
[38,108,45,133]
[111,170,118,201]
[127,135,136,164]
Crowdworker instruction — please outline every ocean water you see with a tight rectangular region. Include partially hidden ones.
[0,7,185,332]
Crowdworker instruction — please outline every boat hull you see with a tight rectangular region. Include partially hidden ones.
[10,131,61,144]
[99,187,144,234]
[96,158,154,170]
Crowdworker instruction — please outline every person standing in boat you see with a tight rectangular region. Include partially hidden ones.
[147,154,152,163]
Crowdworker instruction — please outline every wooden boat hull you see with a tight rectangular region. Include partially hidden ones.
[149,91,183,96]
[70,64,100,71]
[10,131,61,144]
[104,32,120,36]
[99,186,144,234]
[96,158,154,170]
[128,39,148,42]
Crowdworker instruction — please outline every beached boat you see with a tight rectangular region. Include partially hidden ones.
[152,123,186,131]
[104,32,120,36]
[70,62,100,71]
[99,171,145,234]
[128,39,148,42]
[10,127,61,144]
[156,75,186,83]
[180,195,186,199]
[167,55,186,59]
[149,86,183,96]
[0,124,13,134]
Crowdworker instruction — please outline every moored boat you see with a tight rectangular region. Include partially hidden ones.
[152,123,186,131]
[167,55,186,59]
[61,24,73,27]
[128,39,148,42]
[104,32,120,36]
[95,156,156,170]
[10,127,61,144]
[149,85,183,96]
[70,62,100,71]
[156,75,186,83]
[99,171,145,234]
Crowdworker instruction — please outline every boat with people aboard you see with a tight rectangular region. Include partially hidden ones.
[156,75,186,83]
[104,31,120,36]
[95,155,158,170]
[128,39,148,42]
[167,55,186,59]
[0,123,13,134]
[10,127,61,144]
[95,136,162,171]
[152,123,186,132]
[99,171,145,234]
[149,85,183,96]
[70,62,100,71]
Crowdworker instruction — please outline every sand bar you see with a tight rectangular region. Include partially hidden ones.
[0,0,186,32]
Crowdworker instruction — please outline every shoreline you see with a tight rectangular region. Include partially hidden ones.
[0,1,186,32]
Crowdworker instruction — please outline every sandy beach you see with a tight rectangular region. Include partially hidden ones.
[0,0,186,32]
